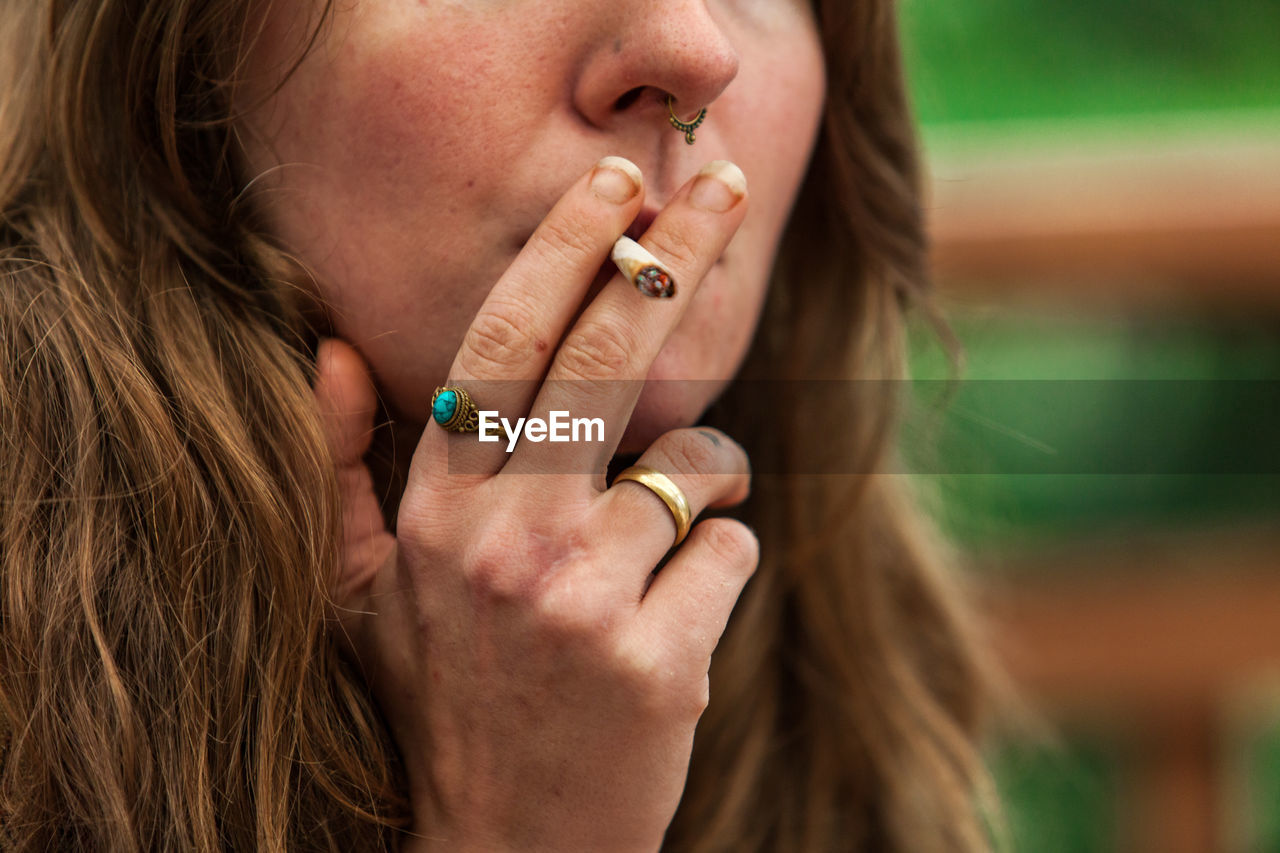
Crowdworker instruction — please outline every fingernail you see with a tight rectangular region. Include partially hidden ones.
[591,156,642,204]
[689,160,746,213]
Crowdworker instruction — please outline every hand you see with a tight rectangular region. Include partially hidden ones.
[314,157,757,852]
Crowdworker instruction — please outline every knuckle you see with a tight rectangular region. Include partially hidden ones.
[461,528,544,605]
[679,675,711,718]
[535,573,615,641]
[535,217,600,267]
[644,228,700,272]
[663,430,721,477]
[463,520,600,613]
[395,510,444,557]
[461,303,539,374]
[614,640,708,720]
[696,519,759,574]
[461,550,532,605]
[555,320,638,382]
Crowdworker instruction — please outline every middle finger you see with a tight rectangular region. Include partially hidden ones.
[505,160,748,478]
[418,156,646,480]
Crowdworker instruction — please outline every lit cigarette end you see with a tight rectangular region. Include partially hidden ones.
[611,236,675,298]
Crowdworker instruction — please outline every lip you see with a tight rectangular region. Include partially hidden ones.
[517,204,661,253]
[531,247,729,397]
[623,206,659,241]
[514,203,659,322]
[522,200,725,347]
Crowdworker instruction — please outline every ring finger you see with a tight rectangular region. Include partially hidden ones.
[593,426,751,588]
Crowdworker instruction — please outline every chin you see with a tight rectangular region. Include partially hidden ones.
[615,377,728,455]
[613,329,748,451]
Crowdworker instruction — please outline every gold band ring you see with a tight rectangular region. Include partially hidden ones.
[612,465,692,547]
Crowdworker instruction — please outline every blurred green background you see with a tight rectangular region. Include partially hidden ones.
[902,0,1280,124]
[897,0,1280,849]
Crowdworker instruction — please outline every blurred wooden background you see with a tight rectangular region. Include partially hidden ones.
[924,116,1280,853]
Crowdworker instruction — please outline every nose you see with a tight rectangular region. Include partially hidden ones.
[573,0,740,136]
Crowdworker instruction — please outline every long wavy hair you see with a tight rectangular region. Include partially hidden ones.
[0,0,1006,849]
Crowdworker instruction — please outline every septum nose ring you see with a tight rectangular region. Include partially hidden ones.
[667,95,706,145]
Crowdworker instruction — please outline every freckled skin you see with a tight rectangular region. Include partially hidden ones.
[271,8,822,842]
[237,0,825,453]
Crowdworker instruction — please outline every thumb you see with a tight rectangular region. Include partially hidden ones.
[314,337,379,466]
[313,338,393,620]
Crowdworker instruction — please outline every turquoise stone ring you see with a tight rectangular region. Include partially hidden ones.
[432,389,458,424]
[430,386,480,433]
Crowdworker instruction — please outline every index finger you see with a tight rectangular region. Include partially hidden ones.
[417,157,646,478]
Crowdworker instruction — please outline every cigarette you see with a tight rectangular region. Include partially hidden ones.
[611,236,675,299]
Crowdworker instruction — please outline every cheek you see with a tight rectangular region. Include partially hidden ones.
[240,8,561,415]
[652,261,769,385]
[643,18,822,408]
[646,16,822,380]
[297,30,519,222]
[622,280,753,449]
[254,0,579,261]
[719,5,825,187]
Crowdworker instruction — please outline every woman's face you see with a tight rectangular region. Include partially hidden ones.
[238,0,825,451]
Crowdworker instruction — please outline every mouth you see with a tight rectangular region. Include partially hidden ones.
[623,206,659,241]
[518,204,659,252]
[521,200,726,349]
[528,204,662,327]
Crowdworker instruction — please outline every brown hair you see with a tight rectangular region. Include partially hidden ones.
[665,2,1006,849]
[1,0,407,848]
[1,0,1005,849]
